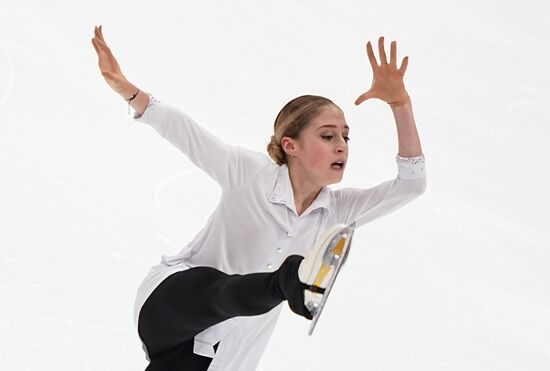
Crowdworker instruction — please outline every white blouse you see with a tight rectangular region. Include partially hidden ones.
[133,95,427,370]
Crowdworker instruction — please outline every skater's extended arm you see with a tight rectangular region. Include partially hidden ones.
[355,36,422,157]
[91,25,149,116]
[91,26,268,191]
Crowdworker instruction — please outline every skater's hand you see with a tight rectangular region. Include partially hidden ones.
[91,25,131,96]
[355,36,410,107]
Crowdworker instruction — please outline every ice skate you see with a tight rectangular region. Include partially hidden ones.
[299,222,355,335]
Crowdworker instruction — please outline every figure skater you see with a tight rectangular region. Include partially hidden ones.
[91,25,426,371]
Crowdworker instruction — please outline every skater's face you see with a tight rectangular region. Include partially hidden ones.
[283,104,349,187]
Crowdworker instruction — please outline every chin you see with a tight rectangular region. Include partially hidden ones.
[325,175,344,186]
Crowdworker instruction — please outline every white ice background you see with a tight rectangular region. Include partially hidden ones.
[0,1,549,370]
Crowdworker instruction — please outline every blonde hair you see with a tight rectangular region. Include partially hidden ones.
[267,95,336,165]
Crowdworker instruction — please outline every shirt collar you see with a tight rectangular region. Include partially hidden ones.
[268,164,330,216]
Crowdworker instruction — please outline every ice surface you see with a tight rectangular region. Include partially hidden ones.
[0,0,549,370]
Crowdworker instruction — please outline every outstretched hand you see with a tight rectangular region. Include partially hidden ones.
[355,36,410,107]
[91,25,129,95]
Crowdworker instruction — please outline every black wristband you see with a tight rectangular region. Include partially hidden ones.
[127,89,140,115]
[127,89,140,102]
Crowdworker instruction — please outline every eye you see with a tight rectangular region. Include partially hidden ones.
[321,134,350,142]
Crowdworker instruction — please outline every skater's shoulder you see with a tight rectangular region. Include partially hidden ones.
[234,146,272,166]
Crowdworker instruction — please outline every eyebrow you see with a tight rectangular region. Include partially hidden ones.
[316,124,350,130]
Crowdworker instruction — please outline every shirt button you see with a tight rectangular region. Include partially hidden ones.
[286,231,293,237]
[267,263,273,269]
[276,248,283,254]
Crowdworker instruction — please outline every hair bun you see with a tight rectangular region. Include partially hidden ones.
[267,135,286,165]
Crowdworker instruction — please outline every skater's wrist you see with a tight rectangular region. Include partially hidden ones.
[117,81,149,116]
[117,80,137,100]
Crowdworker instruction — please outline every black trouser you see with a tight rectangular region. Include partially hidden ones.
[137,255,310,371]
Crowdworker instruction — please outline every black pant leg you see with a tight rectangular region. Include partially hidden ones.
[138,255,308,365]
[144,340,218,371]
[138,266,283,357]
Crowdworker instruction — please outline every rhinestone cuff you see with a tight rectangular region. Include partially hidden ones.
[395,153,426,179]
[396,153,425,164]
[134,94,160,121]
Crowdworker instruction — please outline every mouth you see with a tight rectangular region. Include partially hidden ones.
[330,161,345,171]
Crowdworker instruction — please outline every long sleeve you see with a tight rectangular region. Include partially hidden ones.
[334,154,427,226]
[134,95,269,192]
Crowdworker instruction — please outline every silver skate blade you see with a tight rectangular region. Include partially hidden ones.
[307,222,355,336]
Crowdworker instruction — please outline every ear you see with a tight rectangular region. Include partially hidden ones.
[281,136,299,158]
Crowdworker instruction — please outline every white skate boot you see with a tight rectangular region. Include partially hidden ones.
[299,222,355,335]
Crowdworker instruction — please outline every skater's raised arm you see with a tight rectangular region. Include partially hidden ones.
[332,37,426,227]
[91,25,149,116]
[354,36,422,157]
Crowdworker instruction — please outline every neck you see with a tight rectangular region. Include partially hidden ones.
[287,163,323,216]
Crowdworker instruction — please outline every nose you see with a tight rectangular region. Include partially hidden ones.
[335,137,348,153]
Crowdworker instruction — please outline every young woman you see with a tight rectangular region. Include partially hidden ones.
[92,25,426,371]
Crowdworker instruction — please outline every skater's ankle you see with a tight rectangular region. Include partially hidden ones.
[277,255,312,319]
